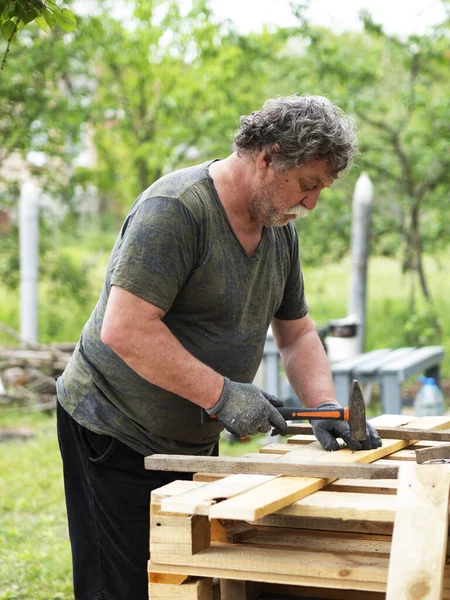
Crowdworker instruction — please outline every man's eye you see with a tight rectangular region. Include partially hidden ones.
[301,182,317,191]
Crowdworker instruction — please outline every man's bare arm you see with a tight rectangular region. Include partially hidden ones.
[271,314,338,407]
[101,285,224,410]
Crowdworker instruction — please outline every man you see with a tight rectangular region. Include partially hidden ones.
[57,94,381,600]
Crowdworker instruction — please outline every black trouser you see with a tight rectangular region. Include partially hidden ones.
[56,400,203,600]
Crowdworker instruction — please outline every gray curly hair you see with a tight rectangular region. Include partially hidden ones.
[234,94,358,176]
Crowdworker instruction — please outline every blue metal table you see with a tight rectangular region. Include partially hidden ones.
[331,346,445,413]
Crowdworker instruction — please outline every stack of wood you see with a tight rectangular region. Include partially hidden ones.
[0,322,74,411]
[146,414,450,600]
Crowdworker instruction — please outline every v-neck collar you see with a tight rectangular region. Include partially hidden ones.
[204,160,267,261]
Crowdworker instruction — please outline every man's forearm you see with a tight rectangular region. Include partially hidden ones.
[279,329,338,408]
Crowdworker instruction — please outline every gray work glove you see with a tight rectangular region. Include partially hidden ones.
[207,378,287,438]
[311,401,382,452]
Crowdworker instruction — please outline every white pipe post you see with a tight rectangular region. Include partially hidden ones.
[19,179,40,344]
[348,172,373,354]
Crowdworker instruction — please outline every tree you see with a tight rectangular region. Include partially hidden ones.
[85,0,289,215]
[0,0,76,69]
[267,7,450,310]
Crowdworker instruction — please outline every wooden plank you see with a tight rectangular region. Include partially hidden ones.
[287,424,450,442]
[369,414,419,427]
[150,542,391,587]
[386,464,450,600]
[210,519,257,543]
[285,434,317,444]
[149,549,450,596]
[148,577,213,599]
[149,572,189,585]
[372,459,418,468]
[234,416,450,522]
[152,480,206,503]
[271,490,397,522]
[150,513,210,556]
[193,473,226,483]
[209,476,328,521]
[259,443,292,454]
[382,449,416,461]
[146,454,401,480]
[161,474,275,515]
[280,416,450,469]
[415,444,450,464]
[412,440,450,449]
[324,479,397,494]
[287,414,417,438]
[253,513,394,536]
[242,528,392,556]
[262,583,384,599]
[149,416,450,525]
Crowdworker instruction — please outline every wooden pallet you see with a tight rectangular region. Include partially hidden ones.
[147,415,450,600]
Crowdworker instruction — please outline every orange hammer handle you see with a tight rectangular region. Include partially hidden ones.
[276,407,350,421]
[202,407,350,422]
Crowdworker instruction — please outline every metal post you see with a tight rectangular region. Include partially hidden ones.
[263,328,280,397]
[348,172,373,354]
[19,179,39,344]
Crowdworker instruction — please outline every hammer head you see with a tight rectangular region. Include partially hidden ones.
[348,380,367,440]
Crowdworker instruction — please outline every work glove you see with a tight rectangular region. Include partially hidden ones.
[311,401,382,452]
[206,378,288,438]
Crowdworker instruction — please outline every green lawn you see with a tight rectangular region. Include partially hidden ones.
[0,414,72,600]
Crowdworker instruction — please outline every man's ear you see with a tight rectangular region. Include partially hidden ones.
[256,144,280,176]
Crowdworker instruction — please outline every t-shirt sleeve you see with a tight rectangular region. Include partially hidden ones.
[274,226,308,320]
[110,197,198,311]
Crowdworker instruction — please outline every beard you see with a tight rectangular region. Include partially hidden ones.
[250,182,309,227]
[283,204,309,219]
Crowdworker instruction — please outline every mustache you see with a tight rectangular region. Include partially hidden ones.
[284,204,309,218]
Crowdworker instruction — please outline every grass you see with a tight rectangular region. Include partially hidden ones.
[0,413,72,600]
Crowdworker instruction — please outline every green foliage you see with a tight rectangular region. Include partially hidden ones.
[83,2,287,210]
[0,0,76,70]
[0,0,449,351]
[403,305,442,347]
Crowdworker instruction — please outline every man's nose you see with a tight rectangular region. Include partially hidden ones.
[301,188,321,210]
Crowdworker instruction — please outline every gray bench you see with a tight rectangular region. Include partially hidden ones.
[331,346,445,413]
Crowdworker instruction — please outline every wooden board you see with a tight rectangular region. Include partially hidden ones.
[209,476,328,521]
[262,582,385,599]
[241,527,392,557]
[156,416,450,522]
[271,490,397,522]
[148,576,213,599]
[253,513,395,536]
[150,542,391,588]
[415,443,450,464]
[386,464,450,600]
[324,479,397,494]
[147,454,400,480]
[369,415,419,427]
[161,474,275,515]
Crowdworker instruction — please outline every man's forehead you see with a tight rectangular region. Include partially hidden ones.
[294,160,335,187]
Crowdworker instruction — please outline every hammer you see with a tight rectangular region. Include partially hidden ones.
[275,379,367,441]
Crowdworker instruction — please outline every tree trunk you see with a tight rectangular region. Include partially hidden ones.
[411,201,431,302]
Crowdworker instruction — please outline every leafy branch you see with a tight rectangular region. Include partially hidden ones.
[0,0,76,70]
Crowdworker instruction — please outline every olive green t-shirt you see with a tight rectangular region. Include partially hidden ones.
[57,161,308,456]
